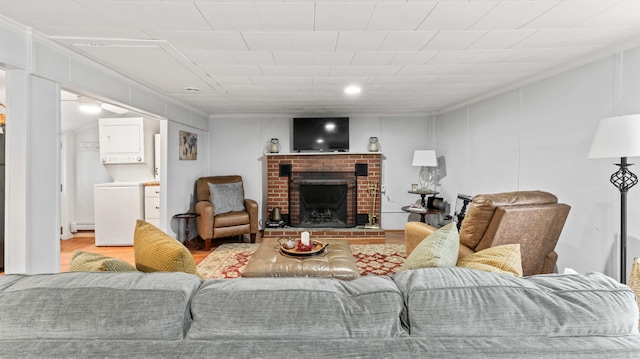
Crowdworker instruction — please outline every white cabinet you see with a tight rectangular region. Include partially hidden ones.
[99,117,145,164]
[144,184,160,228]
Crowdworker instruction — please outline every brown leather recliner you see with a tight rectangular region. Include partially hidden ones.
[405,190,571,276]
[195,176,258,251]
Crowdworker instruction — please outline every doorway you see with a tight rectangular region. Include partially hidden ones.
[59,90,164,242]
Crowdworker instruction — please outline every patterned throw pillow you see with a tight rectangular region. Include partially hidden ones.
[399,223,459,271]
[133,220,203,279]
[457,243,523,277]
[70,250,137,272]
[208,181,245,215]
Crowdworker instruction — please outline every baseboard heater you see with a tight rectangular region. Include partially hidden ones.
[70,221,95,232]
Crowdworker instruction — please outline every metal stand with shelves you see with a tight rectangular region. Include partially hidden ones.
[407,189,438,208]
[402,190,444,226]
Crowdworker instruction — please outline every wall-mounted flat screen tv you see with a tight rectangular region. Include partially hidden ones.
[293,117,349,152]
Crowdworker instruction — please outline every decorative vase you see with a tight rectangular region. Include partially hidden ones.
[629,257,640,331]
[367,137,379,152]
[269,138,280,153]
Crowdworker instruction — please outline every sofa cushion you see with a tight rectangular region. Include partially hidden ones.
[399,223,459,271]
[133,220,203,279]
[457,243,523,276]
[208,181,245,215]
[187,276,406,339]
[70,250,137,272]
[0,272,201,340]
[392,267,639,337]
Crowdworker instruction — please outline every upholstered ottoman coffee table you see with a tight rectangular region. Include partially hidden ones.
[242,237,360,280]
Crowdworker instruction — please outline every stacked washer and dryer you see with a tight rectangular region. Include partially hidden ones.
[94,117,159,246]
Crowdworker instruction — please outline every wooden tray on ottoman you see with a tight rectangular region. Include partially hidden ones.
[242,237,359,280]
[279,241,327,257]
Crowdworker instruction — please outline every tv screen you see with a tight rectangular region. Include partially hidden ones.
[293,117,349,152]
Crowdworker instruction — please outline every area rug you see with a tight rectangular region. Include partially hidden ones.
[196,243,406,279]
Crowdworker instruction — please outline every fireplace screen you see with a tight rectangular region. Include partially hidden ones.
[289,172,356,228]
[300,184,348,227]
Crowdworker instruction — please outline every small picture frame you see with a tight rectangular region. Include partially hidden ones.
[179,131,197,160]
[411,183,418,191]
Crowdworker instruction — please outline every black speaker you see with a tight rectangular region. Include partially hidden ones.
[356,214,369,225]
[279,164,292,177]
[355,163,368,176]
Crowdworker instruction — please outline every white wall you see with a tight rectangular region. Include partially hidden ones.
[209,115,434,230]
[436,48,640,281]
[5,72,61,273]
[72,125,111,223]
[377,116,437,228]
[165,121,208,241]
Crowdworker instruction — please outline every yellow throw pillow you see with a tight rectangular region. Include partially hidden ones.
[399,223,459,271]
[133,220,203,279]
[70,250,137,272]
[457,244,523,277]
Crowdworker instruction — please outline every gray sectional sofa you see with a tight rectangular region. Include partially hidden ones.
[1,268,639,358]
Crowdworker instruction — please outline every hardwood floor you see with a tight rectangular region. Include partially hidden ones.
[59,230,405,273]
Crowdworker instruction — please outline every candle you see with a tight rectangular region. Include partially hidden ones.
[301,231,310,246]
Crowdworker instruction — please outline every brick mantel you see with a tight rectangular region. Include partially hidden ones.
[265,152,383,240]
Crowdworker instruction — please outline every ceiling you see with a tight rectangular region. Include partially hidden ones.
[2,1,640,116]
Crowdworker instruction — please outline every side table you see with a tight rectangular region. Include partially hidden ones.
[407,189,439,207]
[404,190,444,226]
[401,206,443,224]
[173,213,200,244]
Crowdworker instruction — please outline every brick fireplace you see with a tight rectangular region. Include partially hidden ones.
[264,152,384,240]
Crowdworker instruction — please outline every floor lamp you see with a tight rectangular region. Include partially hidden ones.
[589,114,640,284]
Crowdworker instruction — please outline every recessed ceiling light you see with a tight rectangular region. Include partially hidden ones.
[344,85,361,95]
[184,87,201,93]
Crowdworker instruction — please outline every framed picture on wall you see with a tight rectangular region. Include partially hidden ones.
[179,131,197,160]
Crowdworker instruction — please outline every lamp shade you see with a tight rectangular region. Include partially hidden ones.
[412,150,437,167]
[588,114,640,159]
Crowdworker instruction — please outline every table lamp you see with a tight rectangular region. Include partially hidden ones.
[588,114,640,283]
[412,150,438,191]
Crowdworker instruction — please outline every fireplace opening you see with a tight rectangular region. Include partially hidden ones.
[300,184,347,227]
[289,172,357,228]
